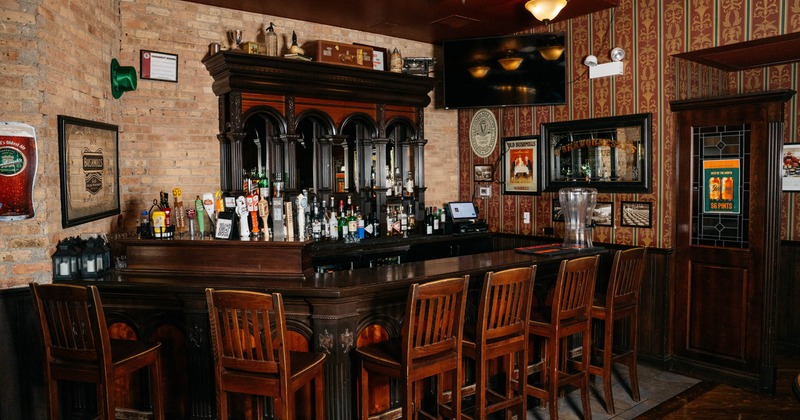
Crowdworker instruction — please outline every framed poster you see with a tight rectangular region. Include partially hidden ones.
[542,113,652,193]
[621,201,653,228]
[782,143,800,191]
[702,158,740,214]
[592,201,614,227]
[58,116,120,228]
[502,135,541,195]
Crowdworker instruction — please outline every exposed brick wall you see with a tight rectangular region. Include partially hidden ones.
[0,0,121,288]
[0,0,459,288]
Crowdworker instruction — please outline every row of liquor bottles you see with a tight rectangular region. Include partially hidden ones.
[135,186,447,242]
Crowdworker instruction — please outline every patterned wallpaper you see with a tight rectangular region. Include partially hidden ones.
[458,0,800,248]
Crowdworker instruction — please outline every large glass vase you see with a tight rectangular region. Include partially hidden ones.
[559,187,597,249]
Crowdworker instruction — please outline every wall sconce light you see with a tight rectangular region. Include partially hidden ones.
[525,0,568,23]
[586,47,625,79]
[468,65,490,78]
[498,50,523,71]
[539,45,565,61]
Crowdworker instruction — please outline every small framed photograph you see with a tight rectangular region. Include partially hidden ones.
[782,143,800,191]
[502,135,541,195]
[57,116,120,228]
[552,198,563,222]
[592,201,614,227]
[474,164,493,182]
[621,201,653,228]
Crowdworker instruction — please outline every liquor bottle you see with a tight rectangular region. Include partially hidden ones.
[426,207,433,235]
[399,206,408,238]
[386,205,394,236]
[394,167,402,197]
[433,206,440,233]
[311,201,322,241]
[370,165,376,193]
[258,172,269,200]
[141,210,151,238]
[372,212,381,238]
[328,210,339,240]
[405,171,414,198]
[338,200,348,239]
[320,202,328,240]
[385,165,394,197]
[348,205,358,240]
[407,203,415,231]
[356,206,365,239]
[439,206,447,234]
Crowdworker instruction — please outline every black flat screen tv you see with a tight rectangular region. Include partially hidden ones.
[442,33,567,109]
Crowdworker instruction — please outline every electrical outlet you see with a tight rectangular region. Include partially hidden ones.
[523,212,530,224]
[479,186,491,197]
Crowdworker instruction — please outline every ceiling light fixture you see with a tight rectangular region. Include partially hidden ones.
[525,0,568,23]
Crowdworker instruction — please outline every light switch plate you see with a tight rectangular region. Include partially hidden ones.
[523,212,530,224]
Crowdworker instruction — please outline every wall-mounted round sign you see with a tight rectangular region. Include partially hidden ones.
[469,108,497,158]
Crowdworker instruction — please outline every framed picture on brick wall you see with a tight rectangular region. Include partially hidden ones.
[58,116,120,228]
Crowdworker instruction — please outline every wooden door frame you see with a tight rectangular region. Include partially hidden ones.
[670,89,795,393]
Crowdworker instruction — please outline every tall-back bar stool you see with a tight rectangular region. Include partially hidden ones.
[355,276,469,419]
[30,283,164,420]
[526,254,599,420]
[461,266,535,419]
[589,247,646,414]
[205,288,327,419]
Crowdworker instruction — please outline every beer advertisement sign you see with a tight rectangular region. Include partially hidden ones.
[703,159,740,214]
[0,122,37,221]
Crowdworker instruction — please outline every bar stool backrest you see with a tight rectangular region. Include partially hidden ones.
[607,247,646,308]
[552,255,599,325]
[402,276,470,372]
[30,283,111,374]
[206,289,288,388]
[478,266,536,344]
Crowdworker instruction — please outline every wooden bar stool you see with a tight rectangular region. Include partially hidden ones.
[589,247,646,414]
[205,288,327,419]
[355,276,469,419]
[526,255,599,420]
[29,283,164,420]
[461,266,535,419]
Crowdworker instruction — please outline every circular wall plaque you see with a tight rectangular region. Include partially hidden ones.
[469,108,498,158]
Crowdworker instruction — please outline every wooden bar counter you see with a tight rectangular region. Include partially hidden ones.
[91,236,609,419]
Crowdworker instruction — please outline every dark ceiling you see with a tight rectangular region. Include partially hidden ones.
[185,0,618,45]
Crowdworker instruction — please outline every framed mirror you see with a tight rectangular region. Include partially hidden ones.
[541,113,652,193]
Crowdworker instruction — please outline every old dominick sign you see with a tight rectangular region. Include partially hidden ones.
[82,148,104,195]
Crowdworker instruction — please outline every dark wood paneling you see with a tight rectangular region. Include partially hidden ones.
[777,241,800,351]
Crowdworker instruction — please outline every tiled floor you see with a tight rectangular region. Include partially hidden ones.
[526,363,701,419]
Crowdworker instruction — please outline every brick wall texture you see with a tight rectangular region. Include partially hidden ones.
[0,0,457,288]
